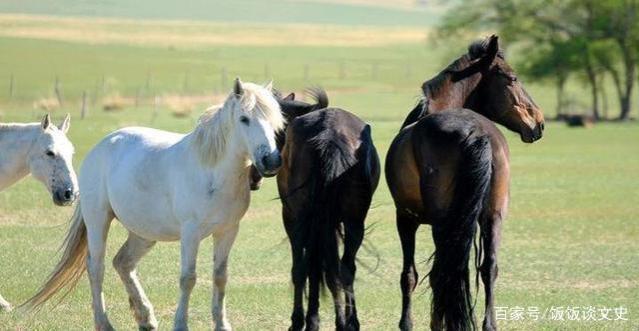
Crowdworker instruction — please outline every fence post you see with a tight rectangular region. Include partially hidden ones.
[221,67,228,90]
[135,88,142,109]
[145,72,152,92]
[303,64,310,82]
[80,91,88,119]
[8,74,14,99]
[151,95,160,123]
[54,75,63,106]
[101,74,106,93]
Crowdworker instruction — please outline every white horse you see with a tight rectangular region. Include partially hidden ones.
[0,114,78,311]
[23,79,284,331]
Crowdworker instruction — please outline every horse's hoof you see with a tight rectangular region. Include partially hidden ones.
[214,323,232,331]
[288,320,304,331]
[139,325,158,331]
[482,320,497,331]
[137,316,158,331]
[0,303,12,312]
[346,317,360,331]
[304,318,319,331]
[98,324,116,331]
[398,318,413,331]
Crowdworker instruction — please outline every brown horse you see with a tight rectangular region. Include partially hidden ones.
[385,35,544,331]
[275,89,380,331]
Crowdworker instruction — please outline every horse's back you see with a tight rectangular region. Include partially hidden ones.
[79,127,186,239]
[286,108,377,184]
[279,108,379,216]
[387,109,506,222]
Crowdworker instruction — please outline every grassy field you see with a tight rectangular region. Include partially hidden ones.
[0,0,444,26]
[0,12,638,331]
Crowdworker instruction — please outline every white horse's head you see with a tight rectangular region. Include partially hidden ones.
[196,78,285,177]
[28,114,78,206]
[227,78,285,176]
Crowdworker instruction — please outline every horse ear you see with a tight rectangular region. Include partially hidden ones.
[449,35,500,82]
[283,93,295,101]
[59,113,71,133]
[41,114,51,130]
[234,77,244,97]
[264,80,273,92]
[485,35,499,62]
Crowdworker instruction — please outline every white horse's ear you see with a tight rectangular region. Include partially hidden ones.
[41,114,51,130]
[59,113,71,134]
[234,77,243,98]
[264,80,273,92]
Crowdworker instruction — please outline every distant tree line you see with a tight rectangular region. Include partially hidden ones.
[438,0,639,120]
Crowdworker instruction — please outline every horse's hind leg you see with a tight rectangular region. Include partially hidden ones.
[340,197,370,330]
[480,158,508,331]
[0,293,11,311]
[397,211,419,331]
[306,250,321,331]
[326,230,346,331]
[113,231,157,330]
[212,225,239,331]
[480,211,504,331]
[84,206,115,331]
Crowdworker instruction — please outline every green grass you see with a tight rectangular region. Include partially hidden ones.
[0,0,441,27]
[0,27,638,330]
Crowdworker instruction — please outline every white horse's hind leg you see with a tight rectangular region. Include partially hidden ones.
[113,232,158,330]
[0,293,11,311]
[84,207,115,331]
[174,223,201,331]
[212,226,239,331]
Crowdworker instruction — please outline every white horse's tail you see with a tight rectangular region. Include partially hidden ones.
[21,203,88,311]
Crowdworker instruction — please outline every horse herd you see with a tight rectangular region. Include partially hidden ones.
[0,35,544,331]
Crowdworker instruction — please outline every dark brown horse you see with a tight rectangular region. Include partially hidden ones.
[385,35,544,331]
[274,89,380,331]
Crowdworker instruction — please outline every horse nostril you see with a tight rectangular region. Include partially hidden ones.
[64,189,73,200]
[540,122,545,131]
[272,153,282,168]
[261,155,270,168]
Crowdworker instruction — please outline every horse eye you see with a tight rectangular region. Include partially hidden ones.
[240,116,250,125]
[46,150,55,157]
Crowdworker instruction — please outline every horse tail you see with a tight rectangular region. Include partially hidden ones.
[301,130,357,291]
[429,134,492,331]
[21,203,88,311]
[306,87,329,110]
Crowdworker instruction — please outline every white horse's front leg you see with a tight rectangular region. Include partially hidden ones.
[212,225,239,331]
[0,293,11,312]
[174,223,201,331]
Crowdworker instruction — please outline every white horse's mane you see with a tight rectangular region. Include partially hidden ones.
[193,82,284,166]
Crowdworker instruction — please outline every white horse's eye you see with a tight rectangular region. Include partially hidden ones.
[46,150,55,157]
[239,116,250,125]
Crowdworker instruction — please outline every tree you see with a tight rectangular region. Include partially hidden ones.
[438,0,639,120]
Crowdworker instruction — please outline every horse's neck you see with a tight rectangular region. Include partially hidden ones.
[427,74,482,113]
[0,124,38,190]
[182,131,250,186]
